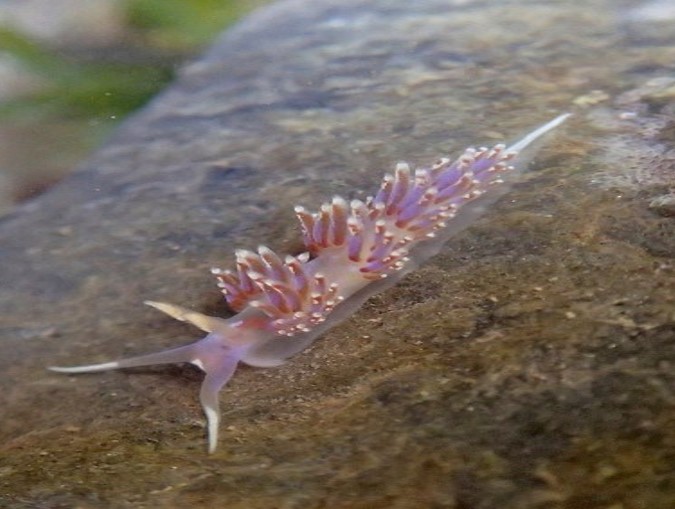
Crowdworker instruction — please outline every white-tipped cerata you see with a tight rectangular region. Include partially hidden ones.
[50,114,570,452]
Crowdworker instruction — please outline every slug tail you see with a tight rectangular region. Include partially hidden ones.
[507,113,571,153]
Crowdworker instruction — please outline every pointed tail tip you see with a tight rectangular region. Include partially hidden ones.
[507,112,572,154]
[549,112,572,128]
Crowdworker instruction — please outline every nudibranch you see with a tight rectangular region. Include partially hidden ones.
[51,113,570,453]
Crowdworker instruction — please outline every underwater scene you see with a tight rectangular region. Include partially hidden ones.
[1,0,673,507]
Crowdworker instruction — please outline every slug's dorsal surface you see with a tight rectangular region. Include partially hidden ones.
[50,113,570,453]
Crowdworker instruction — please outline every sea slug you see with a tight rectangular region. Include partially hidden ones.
[51,113,570,453]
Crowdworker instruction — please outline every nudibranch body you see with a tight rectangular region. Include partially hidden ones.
[51,113,570,453]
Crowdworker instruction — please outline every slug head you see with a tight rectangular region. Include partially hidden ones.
[50,301,255,453]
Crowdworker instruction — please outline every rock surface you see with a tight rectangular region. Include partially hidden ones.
[1,0,673,507]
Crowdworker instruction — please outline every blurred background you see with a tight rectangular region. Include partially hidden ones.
[0,0,267,216]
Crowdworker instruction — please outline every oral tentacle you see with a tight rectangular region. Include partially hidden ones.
[48,342,201,374]
[143,300,230,333]
[198,350,240,454]
[49,301,235,374]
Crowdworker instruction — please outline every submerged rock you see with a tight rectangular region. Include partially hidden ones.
[0,0,673,507]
